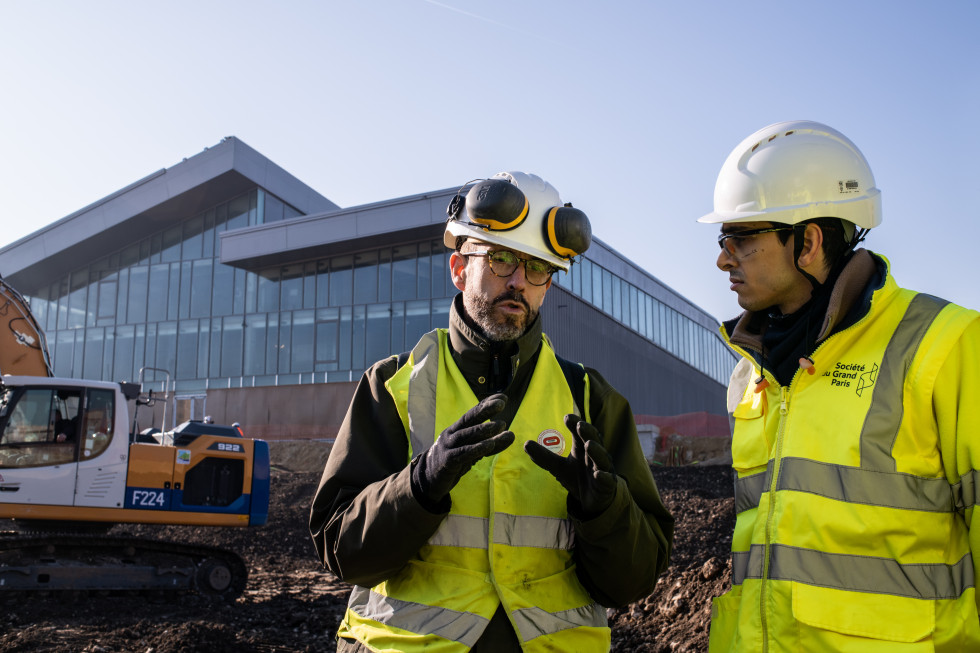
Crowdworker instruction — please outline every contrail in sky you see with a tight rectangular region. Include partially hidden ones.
[421,0,560,44]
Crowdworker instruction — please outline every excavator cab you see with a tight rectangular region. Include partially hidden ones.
[0,385,111,469]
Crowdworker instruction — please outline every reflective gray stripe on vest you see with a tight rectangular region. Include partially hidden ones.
[732,544,974,600]
[428,513,574,550]
[512,602,607,642]
[860,294,949,471]
[736,457,957,515]
[734,472,767,514]
[347,585,489,648]
[954,468,980,512]
[779,456,955,512]
[406,331,441,456]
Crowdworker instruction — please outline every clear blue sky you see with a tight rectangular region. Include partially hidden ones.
[2,1,977,322]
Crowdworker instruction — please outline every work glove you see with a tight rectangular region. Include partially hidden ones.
[413,393,515,508]
[525,414,617,519]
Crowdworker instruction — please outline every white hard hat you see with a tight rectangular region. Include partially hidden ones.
[444,171,591,271]
[698,120,881,230]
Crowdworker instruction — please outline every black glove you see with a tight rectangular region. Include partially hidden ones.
[525,414,617,519]
[413,393,515,508]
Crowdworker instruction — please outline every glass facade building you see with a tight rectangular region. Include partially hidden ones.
[0,137,734,435]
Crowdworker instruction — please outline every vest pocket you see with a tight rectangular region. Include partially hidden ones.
[708,586,740,652]
[791,582,935,645]
[731,393,768,473]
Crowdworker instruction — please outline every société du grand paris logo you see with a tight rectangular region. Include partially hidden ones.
[823,360,878,397]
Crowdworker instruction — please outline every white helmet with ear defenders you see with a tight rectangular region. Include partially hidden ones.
[444,171,592,271]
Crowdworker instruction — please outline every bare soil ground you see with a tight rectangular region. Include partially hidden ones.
[1,442,734,652]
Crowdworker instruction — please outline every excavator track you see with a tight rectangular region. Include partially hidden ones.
[0,530,247,601]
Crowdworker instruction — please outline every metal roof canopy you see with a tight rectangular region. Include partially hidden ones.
[0,136,336,290]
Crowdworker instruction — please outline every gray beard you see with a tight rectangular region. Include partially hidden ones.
[463,292,537,342]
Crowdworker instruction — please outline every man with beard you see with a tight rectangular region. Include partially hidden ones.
[310,171,674,652]
[700,121,980,651]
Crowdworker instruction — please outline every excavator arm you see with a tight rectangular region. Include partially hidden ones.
[0,277,52,377]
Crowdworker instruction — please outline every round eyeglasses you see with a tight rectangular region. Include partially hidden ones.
[717,226,793,260]
[461,249,557,286]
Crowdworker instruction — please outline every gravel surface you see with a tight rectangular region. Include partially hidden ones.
[1,463,734,652]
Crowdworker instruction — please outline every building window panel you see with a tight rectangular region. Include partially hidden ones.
[147,264,169,323]
[406,299,430,347]
[166,263,181,321]
[354,252,379,304]
[67,271,88,329]
[220,317,244,378]
[155,322,177,379]
[316,260,330,307]
[191,260,213,318]
[209,320,222,380]
[392,245,417,301]
[378,248,392,303]
[303,263,317,309]
[127,267,148,324]
[133,324,146,384]
[177,261,192,320]
[243,270,256,315]
[316,310,339,368]
[227,194,250,231]
[149,233,163,264]
[280,265,303,311]
[429,243,451,298]
[202,209,216,258]
[264,194,285,223]
[113,325,134,383]
[351,305,366,372]
[330,256,353,307]
[197,319,210,380]
[211,263,234,316]
[629,285,639,332]
[417,242,432,300]
[82,328,104,380]
[244,314,267,377]
[161,226,181,263]
[258,270,280,314]
[610,275,621,322]
[366,303,390,365]
[177,320,199,380]
[271,313,285,375]
[338,306,352,371]
[390,302,404,356]
[182,215,204,260]
[97,280,117,320]
[291,310,314,374]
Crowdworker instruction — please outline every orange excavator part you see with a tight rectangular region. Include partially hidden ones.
[0,276,52,377]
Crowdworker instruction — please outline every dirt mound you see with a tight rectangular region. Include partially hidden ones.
[1,445,734,652]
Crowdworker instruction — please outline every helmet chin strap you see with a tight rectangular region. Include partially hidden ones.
[793,221,869,293]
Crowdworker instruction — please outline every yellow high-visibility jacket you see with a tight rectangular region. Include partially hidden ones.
[338,329,610,652]
[711,255,980,652]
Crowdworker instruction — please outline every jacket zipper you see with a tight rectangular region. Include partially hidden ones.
[760,383,789,653]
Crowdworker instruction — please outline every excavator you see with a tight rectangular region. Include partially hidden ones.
[0,276,270,600]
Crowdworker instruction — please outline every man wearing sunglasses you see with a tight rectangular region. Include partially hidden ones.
[311,171,673,652]
[700,121,980,652]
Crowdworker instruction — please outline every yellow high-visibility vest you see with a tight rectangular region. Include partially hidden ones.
[339,329,610,652]
[710,266,980,652]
